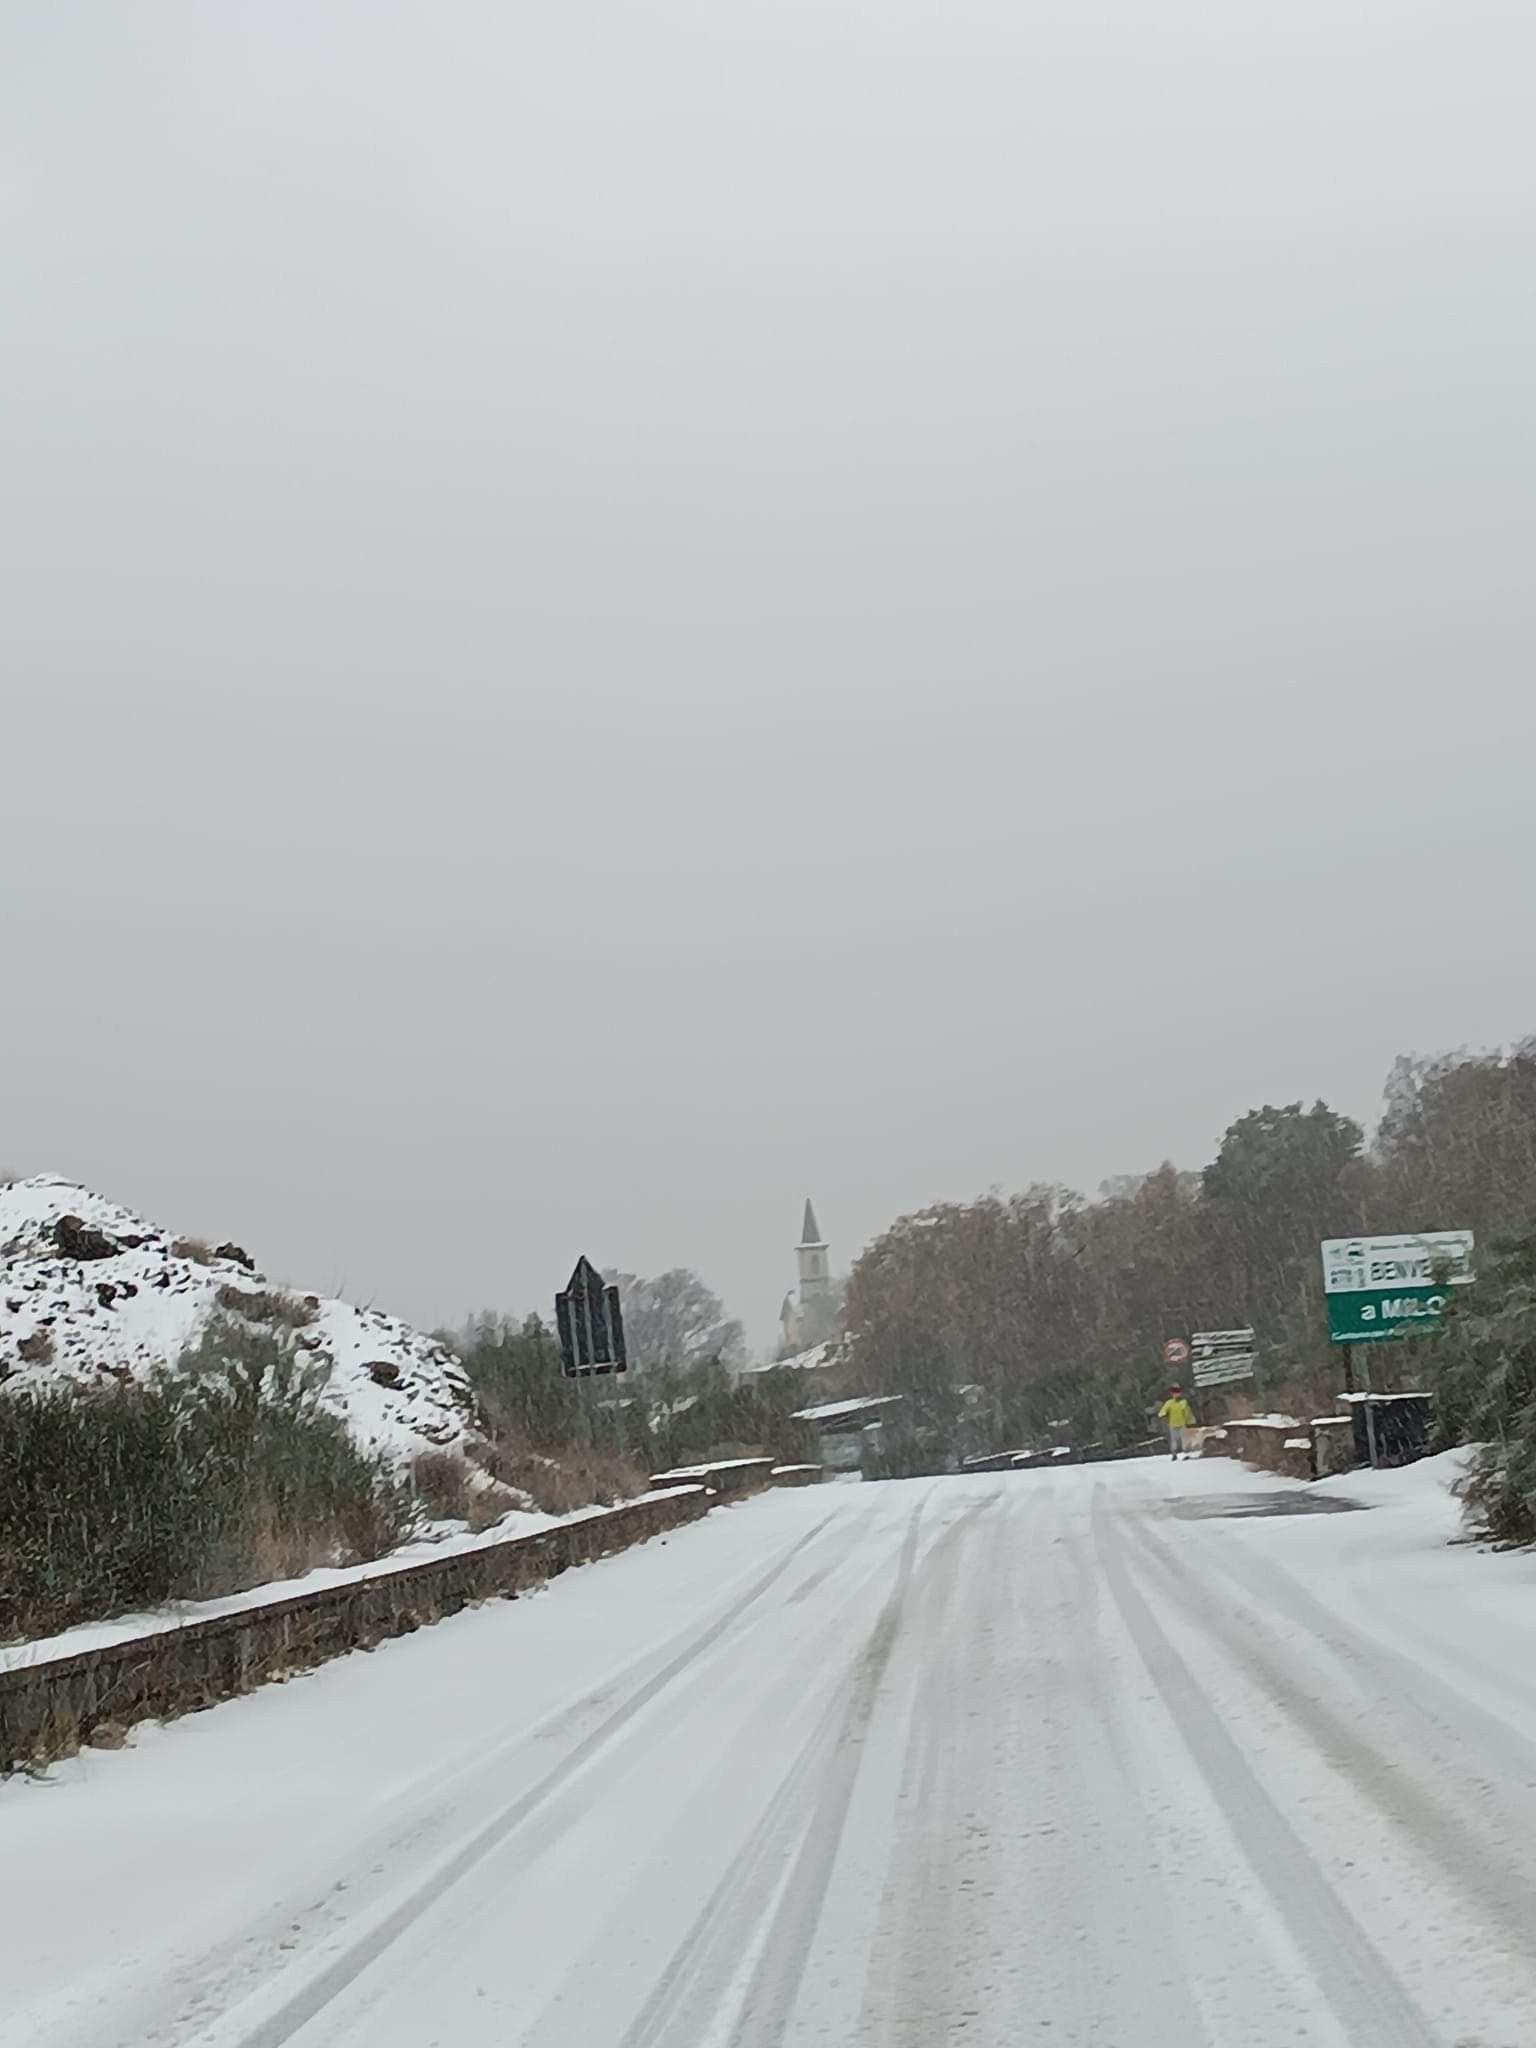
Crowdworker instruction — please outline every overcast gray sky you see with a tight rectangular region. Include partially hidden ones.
[3,1,1533,1353]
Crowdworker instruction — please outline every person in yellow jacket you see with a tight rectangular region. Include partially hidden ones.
[1158,1387,1195,1459]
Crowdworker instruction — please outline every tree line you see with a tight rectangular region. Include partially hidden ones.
[842,1043,1536,1472]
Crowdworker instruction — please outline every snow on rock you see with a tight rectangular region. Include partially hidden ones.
[0,1175,474,1461]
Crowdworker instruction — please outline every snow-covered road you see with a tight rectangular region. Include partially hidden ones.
[9,1456,1536,2047]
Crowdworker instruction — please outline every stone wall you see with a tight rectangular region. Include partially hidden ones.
[1222,1416,1360,1482]
[1223,1419,1313,1479]
[649,1457,776,1497]
[1311,1417,1357,1478]
[0,1486,711,1773]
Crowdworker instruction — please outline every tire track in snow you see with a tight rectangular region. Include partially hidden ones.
[723,1496,929,2048]
[1092,1492,1442,2048]
[608,1690,844,2048]
[536,1499,962,2039]
[1164,1516,1536,1797]
[853,1482,1027,2046]
[152,1505,867,2048]
[1134,1518,1536,1957]
[210,1507,849,2048]
[616,1492,1002,2048]
[858,1477,1216,2048]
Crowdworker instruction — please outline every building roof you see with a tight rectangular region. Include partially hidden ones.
[800,1198,826,1248]
[743,1341,836,1377]
[792,1395,903,1424]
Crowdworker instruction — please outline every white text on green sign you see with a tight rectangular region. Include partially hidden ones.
[1327,1285,1453,1344]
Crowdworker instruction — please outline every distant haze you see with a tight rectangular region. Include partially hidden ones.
[2,2,1532,1353]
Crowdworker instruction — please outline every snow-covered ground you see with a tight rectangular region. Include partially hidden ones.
[7,1453,1536,2046]
[0,1176,474,1459]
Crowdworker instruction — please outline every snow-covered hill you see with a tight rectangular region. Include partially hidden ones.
[0,1176,474,1460]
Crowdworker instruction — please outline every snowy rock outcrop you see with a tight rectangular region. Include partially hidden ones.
[0,1176,474,1460]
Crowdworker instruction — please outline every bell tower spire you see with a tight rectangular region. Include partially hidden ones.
[796,1197,830,1302]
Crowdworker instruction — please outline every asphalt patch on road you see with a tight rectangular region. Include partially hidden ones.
[1168,1491,1368,1519]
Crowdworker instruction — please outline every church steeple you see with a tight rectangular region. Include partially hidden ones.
[796,1197,830,1302]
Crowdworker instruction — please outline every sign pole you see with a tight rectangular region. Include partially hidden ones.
[1361,1342,1379,1470]
[556,1256,629,1464]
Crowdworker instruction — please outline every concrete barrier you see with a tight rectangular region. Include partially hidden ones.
[649,1457,776,1499]
[1224,1418,1308,1476]
[0,1486,711,1774]
[1224,1415,1361,1482]
[1312,1416,1356,1478]
[1188,1427,1232,1459]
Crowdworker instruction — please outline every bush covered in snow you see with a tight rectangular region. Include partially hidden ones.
[1432,1229,1536,1545]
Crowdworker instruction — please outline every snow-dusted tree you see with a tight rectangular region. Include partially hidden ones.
[1200,1100,1364,1340]
[603,1268,746,1375]
[1371,1043,1536,1243]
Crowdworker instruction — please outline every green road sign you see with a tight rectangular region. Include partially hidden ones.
[1320,1231,1474,1345]
[1325,1285,1454,1344]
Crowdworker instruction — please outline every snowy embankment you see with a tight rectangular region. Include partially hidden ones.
[0,1175,475,1460]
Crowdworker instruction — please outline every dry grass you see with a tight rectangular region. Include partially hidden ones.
[172,1236,216,1266]
[412,1449,474,1522]
[0,1366,416,1639]
[470,1438,646,1515]
[466,1488,512,1534]
[187,1511,350,1600]
[215,1284,318,1330]
[16,1329,54,1365]
[20,1702,83,1777]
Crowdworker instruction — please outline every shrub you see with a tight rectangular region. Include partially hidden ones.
[466,1487,511,1534]
[646,1357,815,1472]
[171,1236,216,1266]
[214,1284,317,1330]
[411,1449,474,1522]
[456,1312,585,1449]
[1432,1228,1536,1545]
[0,1318,415,1639]
[16,1329,54,1365]
[468,1438,644,1515]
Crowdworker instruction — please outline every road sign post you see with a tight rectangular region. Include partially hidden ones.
[556,1256,628,1378]
[1319,1232,1474,1345]
[1190,1329,1257,1391]
[556,1257,629,1455]
[1363,1380,1381,1470]
[1320,1232,1472,1466]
